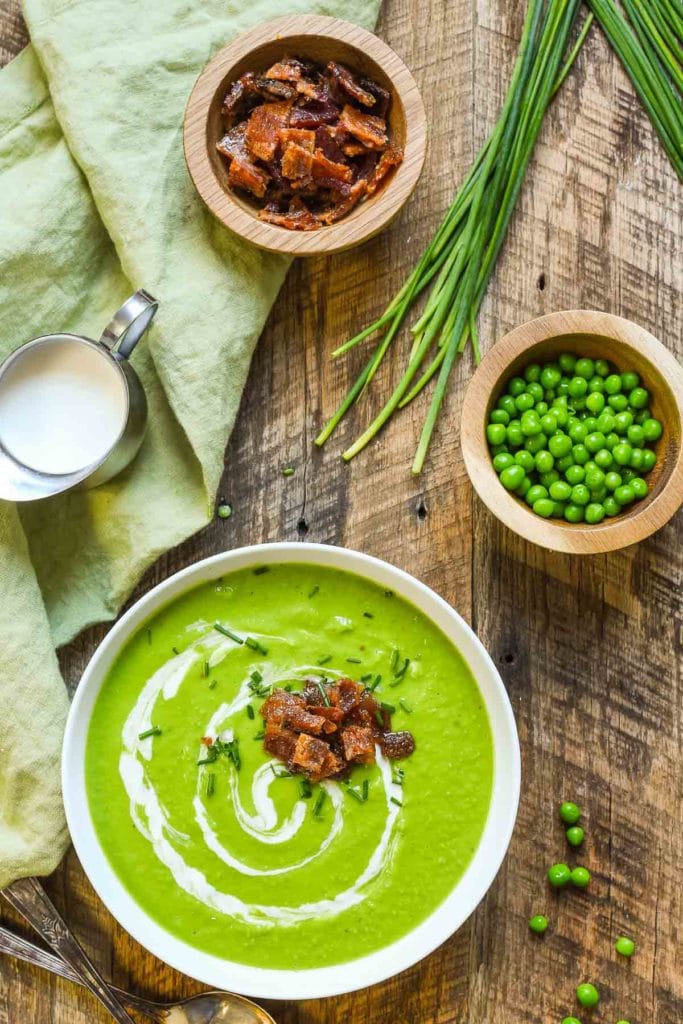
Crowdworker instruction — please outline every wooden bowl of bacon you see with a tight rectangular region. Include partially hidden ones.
[183,15,427,256]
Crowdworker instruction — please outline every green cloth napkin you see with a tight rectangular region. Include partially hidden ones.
[0,0,380,890]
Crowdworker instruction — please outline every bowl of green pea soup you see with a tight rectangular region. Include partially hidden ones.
[461,311,683,554]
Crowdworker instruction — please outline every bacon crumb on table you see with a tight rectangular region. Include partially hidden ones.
[260,678,415,781]
[216,58,403,229]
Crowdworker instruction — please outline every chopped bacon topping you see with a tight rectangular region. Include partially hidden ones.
[260,677,415,781]
[215,55,403,229]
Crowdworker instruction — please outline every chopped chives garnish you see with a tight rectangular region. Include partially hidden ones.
[203,660,210,678]
[138,726,161,740]
[317,654,333,666]
[395,657,410,678]
[381,701,396,714]
[392,767,405,786]
[283,467,295,477]
[363,611,374,618]
[246,704,255,719]
[374,708,384,728]
[369,675,382,691]
[399,698,413,714]
[362,779,370,801]
[345,785,365,803]
[172,646,180,656]
[214,622,243,644]
[203,772,215,798]
[226,738,241,771]
[253,566,270,575]
[208,680,217,690]
[299,779,312,799]
[250,669,263,684]
[283,683,293,692]
[313,790,327,816]
[390,648,400,671]
[315,679,331,706]
[360,673,372,683]
[346,656,362,664]
[245,636,269,655]
[308,585,320,598]
[271,765,292,779]
[384,590,394,598]
[390,796,403,807]
[253,729,265,740]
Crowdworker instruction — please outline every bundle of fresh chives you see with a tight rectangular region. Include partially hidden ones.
[588,0,683,180]
[316,0,590,474]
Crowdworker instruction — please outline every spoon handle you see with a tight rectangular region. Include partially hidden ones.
[0,923,168,1019]
[2,877,145,1023]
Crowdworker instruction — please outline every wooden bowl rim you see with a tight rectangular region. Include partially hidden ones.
[183,14,427,256]
[461,310,683,554]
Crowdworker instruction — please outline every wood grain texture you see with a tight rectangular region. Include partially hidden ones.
[183,15,427,256]
[461,309,683,553]
[1,2,681,1023]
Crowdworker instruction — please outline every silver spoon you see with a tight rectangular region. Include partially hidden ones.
[0,921,277,1023]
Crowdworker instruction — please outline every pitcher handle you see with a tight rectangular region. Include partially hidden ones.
[99,289,158,359]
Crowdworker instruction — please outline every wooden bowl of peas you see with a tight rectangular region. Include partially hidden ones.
[461,310,683,554]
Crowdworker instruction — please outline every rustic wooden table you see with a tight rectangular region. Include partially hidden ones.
[1,2,681,1022]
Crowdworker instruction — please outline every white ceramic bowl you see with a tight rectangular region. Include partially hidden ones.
[62,543,520,1000]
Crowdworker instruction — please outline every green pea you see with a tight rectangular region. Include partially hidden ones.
[613,442,633,466]
[568,376,588,398]
[544,388,556,403]
[583,417,599,434]
[525,485,548,506]
[590,485,608,503]
[528,914,548,933]
[524,362,542,383]
[585,468,605,491]
[549,433,572,458]
[552,501,567,517]
[570,866,591,887]
[585,392,605,415]
[596,411,616,433]
[615,936,635,957]
[515,475,532,496]
[615,1020,632,1024]
[535,401,549,416]
[500,465,525,491]
[566,825,585,847]
[621,468,637,483]
[533,498,555,518]
[540,365,562,390]
[604,374,622,395]
[547,863,572,887]
[508,376,526,397]
[556,379,571,398]
[525,433,548,454]
[608,393,628,412]
[552,403,569,427]
[594,448,613,469]
[514,450,535,471]
[595,358,610,377]
[631,477,649,499]
[521,410,543,436]
[490,443,509,456]
[642,417,662,442]
[515,392,535,412]
[487,423,507,446]
[571,485,590,506]
[587,375,605,393]
[550,480,572,501]
[498,394,517,417]
[603,496,621,517]
[640,448,657,472]
[559,801,581,824]
[605,471,622,491]
[556,454,575,474]
[564,503,585,523]
[572,396,587,411]
[540,412,558,435]
[540,470,560,488]
[613,410,633,434]
[565,464,586,485]
[585,431,606,454]
[621,370,639,391]
[575,357,594,380]
[629,448,644,470]
[627,424,645,446]
[603,432,619,450]
[493,453,515,472]
[576,983,600,1008]
[559,353,577,374]
[569,422,587,443]
[561,1018,582,1024]
[614,483,635,506]
[535,450,555,474]
[572,444,590,465]
[633,407,650,425]
[527,381,544,402]
[506,423,524,447]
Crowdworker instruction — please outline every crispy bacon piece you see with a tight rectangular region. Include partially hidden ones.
[315,125,347,164]
[343,142,367,158]
[216,123,249,162]
[290,98,341,128]
[311,148,353,183]
[339,104,388,150]
[360,78,391,118]
[254,77,297,101]
[265,57,315,82]
[222,73,256,123]
[279,128,316,152]
[259,197,320,231]
[260,676,415,781]
[327,61,376,108]
[319,182,367,224]
[228,158,269,199]
[281,142,314,181]
[365,146,403,195]
[245,102,291,162]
